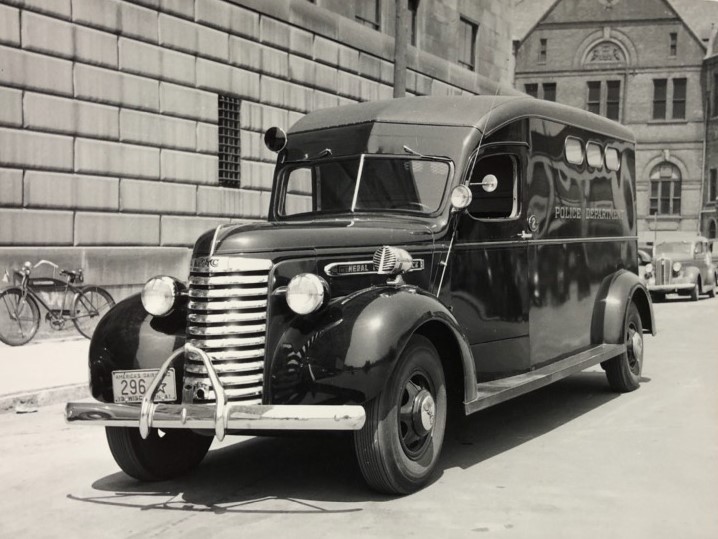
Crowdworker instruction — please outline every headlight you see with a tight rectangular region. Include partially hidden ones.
[286,273,327,315]
[672,262,682,273]
[645,263,653,274]
[141,276,183,317]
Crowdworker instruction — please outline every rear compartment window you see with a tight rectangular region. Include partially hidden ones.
[605,147,620,171]
[468,154,518,219]
[564,137,584,165]
[586,142,603,169]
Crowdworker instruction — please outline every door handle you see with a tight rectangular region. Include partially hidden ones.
[517,231,533,240]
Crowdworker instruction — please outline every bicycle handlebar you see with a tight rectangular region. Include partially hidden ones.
[33,259,60,270]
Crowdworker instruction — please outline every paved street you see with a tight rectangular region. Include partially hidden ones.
[1,297,716,538]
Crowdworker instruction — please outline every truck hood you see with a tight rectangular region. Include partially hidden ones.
[192,217,435,257]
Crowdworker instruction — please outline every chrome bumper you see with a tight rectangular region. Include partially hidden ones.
[65,344,366,441]
[647,283,694,292]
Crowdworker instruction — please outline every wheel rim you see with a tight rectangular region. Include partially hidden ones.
[74,290,112,337]
[398,370,436,460]
[627,323,643,375]
[0,291,38,344]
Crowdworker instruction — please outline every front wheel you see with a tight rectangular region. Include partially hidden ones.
[72,286,115,339]
[106,427,213,481]
[689,280,700,302]
[604,302,643,392]
[353,335,447,495]
[0,288,40,346]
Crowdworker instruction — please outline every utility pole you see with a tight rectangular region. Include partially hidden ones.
[393,0,408,98]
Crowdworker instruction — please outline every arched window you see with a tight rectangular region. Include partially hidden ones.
[649,162,681,215]
[709,219,717,239]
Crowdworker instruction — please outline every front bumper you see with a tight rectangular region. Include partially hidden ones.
[647,283,694,292]
[65,344,366,440]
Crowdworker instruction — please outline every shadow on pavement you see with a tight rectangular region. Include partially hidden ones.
[67,371,628,512]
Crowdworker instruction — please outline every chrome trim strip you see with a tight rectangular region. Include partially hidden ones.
[324,258,424,277]
[187,324,266,336]
[188,312,266,324]
[184,373,264,386]
[190,256,273,274]
[188,336,266,348]
[66,402,367,431]
[205,386,264,399]
[185,360,264,374]
[204,349,265,361]
[189,275,268,286]
[188,299,267,311]
[209,225,224,257]
[189,287,268,298]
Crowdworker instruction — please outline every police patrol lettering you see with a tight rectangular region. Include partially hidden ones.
[554,206,624,220]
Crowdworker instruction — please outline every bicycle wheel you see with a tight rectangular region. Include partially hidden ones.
[0,288,40,346]
[72,286,115,339]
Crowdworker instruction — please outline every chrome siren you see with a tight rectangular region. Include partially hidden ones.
[373,246,413,275]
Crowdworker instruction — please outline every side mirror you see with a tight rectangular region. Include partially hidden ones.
[478,174,498,193]
[450,185,473,211]
[264,127,287,152]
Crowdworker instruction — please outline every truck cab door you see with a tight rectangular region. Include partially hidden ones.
[449,145,531,380]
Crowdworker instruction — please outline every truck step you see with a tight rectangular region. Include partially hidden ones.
[464,343,626,415]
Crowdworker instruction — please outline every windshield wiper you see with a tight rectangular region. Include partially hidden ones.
[403,145,426,158]
[301,148,333,161]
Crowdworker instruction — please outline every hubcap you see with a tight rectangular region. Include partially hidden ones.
[413,389,435,436]
[398,373,436,460]
[627,325,643,374]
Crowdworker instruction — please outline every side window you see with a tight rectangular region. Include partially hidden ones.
[604,147,620,171]
[565,137,584,165]
[283,167,314,216]
[468,154,518,219]
[694,242,704,255]
[586,142,603,168]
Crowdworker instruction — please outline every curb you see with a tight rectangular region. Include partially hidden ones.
[0,383,90,414]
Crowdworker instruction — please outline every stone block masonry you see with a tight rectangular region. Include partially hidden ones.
[0,0,512,304]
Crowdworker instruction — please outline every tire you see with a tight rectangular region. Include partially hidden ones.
[604,302,643,393]
[708,275,716,298]
[353,335,447,495]
[0,288,40,346]
[106,427,213,481]
[689,280,699,302]
[72,286,115,339]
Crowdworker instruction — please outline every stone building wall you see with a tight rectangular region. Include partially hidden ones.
[0,0,513,298]
[514,0,710,244]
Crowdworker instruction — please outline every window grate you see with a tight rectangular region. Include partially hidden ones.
[218,94,241,187]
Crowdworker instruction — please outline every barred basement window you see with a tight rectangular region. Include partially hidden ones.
[218,94,241,186]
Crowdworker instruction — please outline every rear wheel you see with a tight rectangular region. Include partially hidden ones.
[106,427,213,481]
[0,288,40,346]
[72,286,115,339]
[353,335,446,495]
[604,302,643,393]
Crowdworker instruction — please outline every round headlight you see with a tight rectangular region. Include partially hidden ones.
[141,276,182,317]
[645,263,653,274]
[672,262,682,273]
[286,273,327,315]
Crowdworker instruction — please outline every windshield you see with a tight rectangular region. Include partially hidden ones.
[655,241,692,256]
[278,155,451,218]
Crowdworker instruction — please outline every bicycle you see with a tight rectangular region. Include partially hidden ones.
[0,260,115,346]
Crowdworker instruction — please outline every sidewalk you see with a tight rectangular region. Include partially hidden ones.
[0,337,91,413]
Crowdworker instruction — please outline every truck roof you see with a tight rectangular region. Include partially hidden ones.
[289,95,635,143]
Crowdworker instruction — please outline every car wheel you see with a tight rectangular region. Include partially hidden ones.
[604,302,643,393]
[353,335,446,495]
[689,280,700,301]
[709,274,717,298]
[106,427,212,481]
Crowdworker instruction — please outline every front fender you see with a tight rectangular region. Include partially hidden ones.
[267,286,474,406]
[88,294,186,402]
[591,270,656,346]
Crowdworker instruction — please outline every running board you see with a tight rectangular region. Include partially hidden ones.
[464,343,626,415]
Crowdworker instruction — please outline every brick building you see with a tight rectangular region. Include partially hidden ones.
[0,0,514,298]
[514,0,718,244]
[703,29,718,238]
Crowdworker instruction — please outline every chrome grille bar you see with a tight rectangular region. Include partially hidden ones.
[185,256,272,405]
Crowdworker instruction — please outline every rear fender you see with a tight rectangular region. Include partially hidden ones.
[591,270,656,345]
[267,286,475,406]
[88,294,187,402]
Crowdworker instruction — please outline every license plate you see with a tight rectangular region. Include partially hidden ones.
[112,369,177,404]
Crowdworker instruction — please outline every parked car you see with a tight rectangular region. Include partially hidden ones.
[642,236,717,301]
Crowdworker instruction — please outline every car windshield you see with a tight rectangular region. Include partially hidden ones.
[655,241,692,256]
[278,155,451,218]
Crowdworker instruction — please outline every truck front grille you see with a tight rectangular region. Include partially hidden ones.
[655,258,672,285]
[185,257,272,405]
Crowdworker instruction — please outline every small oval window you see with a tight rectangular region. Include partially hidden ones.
[586,142,603,169]
[565,137,584,165]
[605,147,620,171]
